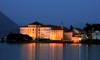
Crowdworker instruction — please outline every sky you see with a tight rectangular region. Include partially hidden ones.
[0,0,100,28]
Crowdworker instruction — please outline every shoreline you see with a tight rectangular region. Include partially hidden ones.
[1,39,100,44]
[5,40,74,44]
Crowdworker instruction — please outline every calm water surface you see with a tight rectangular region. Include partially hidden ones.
[0,43,100,60]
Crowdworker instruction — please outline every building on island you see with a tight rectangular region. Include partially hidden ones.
[20,21,64,40]
[40,25,51,39]
[71,28,87,42]
[62,28,87,42]
[20,21,88,42]
[64,31,73,40]
[50,26,63,40]
[20,21,43,40]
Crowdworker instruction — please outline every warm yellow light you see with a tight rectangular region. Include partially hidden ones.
[72,37,81,43]
[52,35,55,40]
[78,38,82,40]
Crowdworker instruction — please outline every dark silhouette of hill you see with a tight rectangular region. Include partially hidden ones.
[0,11,19,38]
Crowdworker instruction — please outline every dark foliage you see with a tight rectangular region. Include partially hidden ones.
[83,23,100,33]
[6,33,33,42]
[70,25,73,30]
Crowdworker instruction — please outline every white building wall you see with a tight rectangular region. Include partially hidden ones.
[92,31,100,40]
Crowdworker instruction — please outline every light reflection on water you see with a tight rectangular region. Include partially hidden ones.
[0,43,100,60]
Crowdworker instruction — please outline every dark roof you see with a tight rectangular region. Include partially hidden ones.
[74,28,84,32]
[41,24,61,29]
[28,21,43,25]
[41,24,63,30]
[41,25,52,27]
[63,27,71,32]
[51,25,63,30]
[20,25,28,27]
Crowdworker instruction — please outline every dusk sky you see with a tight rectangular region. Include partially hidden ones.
[0,0,100,28]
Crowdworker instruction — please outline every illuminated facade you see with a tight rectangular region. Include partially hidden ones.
[63,28,86,42]
[20,21,64,40]
[50,29,63,40]
[20,26,35,39]
[40,27,51,39]
[72,35,82,42]
[72,28,86,42]
[20,22,42,40]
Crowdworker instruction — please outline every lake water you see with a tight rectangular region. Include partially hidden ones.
[0,43,100,60]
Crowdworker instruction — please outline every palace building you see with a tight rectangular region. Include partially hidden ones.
[20,21,63,40]
[20,21,86,42]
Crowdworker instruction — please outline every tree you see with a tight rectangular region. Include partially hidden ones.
[83,23,92,32]
[70,25,73,30]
